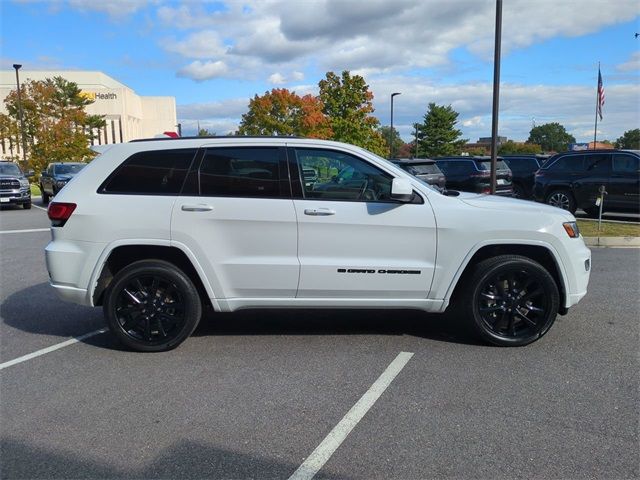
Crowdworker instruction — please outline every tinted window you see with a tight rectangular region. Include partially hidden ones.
[295,148,392,201]
[101,149,196,195]
[584,154,610,173]
[504,157,539,171]
[548,155,585,172]
[437,161,474,175]
[477,160,510,171]
[407,163,440,175]
[612,153,639,173]
[200,147,281,198]
[55,164,85,175]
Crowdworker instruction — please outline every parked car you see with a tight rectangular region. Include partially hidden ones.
[40,162,86,204]
[435,156,513,195]
[390,158,446,190]
[533,149,640,216]
[502,154,550,199]
[0,161,33,209]
[45,137,590,351]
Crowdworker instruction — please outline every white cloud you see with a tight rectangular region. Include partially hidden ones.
[291,71,304,81]
[616,52,640,73]
[68,0,153,17]
[177,60,229,81]
[268,73,286,84]
[163,31,228,59]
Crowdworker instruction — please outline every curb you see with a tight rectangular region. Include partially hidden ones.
[583,236,640,247]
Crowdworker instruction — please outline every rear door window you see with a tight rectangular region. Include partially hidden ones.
[199,147,283,198]
[549,155,585,172]
[100,149,197,195]
[584,154,610,173]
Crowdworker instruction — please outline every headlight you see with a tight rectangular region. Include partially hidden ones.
[56,180,67,188]
[563,221,580,238]
[19,178,29,188]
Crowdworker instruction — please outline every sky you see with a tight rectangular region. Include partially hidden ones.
[1,0,638,143]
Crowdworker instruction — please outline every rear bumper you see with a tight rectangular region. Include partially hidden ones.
[49,282,91,306]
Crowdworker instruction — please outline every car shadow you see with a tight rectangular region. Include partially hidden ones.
[1,282,484,351]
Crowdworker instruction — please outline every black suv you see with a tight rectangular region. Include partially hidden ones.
[390,158,446,189]
[40,162,86,204]
[502,154,550,199]
[0,161,33,209]
[533,149,640,215]
[435,156,513,195]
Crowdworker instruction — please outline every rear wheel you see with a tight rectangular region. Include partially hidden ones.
[545,189,576,214]
[462,255,560,346]
[104,260,202,352]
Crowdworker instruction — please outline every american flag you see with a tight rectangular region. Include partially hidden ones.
[597,68,605,120]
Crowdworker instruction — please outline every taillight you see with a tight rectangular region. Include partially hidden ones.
[471,171,491,178]
[48,202,76,227]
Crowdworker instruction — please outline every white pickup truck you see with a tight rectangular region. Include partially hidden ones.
[45,137,591,351]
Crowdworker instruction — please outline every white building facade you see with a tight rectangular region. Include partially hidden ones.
[0,70,177,157]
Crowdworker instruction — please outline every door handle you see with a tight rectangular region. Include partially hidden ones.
[304,208,335,216]
[181,204,214,212]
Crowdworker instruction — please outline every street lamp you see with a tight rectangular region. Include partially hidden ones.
[13,64,28,170]
[390,92,401,158]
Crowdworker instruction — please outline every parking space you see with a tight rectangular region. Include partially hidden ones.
[1,205,639,479]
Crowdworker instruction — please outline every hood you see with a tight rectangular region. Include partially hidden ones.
[459,192,574,220]
[0,174,24,179]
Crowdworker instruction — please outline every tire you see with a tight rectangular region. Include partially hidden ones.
[545,189,576,214]
[103,259,202,352]
[23,201,31,209]
[512,183,525,199]
[461,255,560,347]
[41,188,50,204]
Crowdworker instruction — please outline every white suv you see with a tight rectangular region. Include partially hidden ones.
[45,137,591,351]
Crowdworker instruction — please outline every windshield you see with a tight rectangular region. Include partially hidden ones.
[0,163,22,176]
[55,163,85,175]
[477,159,510,171]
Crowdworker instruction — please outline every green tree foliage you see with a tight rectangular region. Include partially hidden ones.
[526,122,575,152]
[1,76,105,176]
[615,128,640,149]
[318,71,386,156]
[416,103,467,157]
[378,125,403,157]
[198,128,216,136]
[498,140,542,155]
[237,88,332,138]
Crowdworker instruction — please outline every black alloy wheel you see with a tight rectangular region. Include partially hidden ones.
[104,260,202,352]
[546,189,576,213]
[465,255,559,346]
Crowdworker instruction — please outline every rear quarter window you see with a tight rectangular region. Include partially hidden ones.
[100,148,197,195]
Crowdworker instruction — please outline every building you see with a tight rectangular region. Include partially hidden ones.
[0,70,177,157]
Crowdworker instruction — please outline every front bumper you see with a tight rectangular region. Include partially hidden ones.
[0,188,31,205]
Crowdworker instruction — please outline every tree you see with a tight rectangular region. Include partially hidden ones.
[198,128,216,136]
[526,122,575,152]
[237,88,332,138]
[498,140,542,155]
[378,125,403,157]
[1,76,105,176]
[416,103,467,157]
[615,128,640,149]
[318,71,386,156]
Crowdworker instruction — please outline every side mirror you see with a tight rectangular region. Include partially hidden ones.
[391,178,413,202]
[26,170,35,178]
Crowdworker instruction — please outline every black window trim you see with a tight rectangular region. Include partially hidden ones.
[287,146,423,205]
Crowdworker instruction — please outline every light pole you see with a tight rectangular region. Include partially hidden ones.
[13,64,28,170]
[390,92,401,158]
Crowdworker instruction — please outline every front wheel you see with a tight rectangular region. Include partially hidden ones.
[104,260,202,352]
[546,189,576,214]
[41,187,50,204]
[463,255,560,346]
[23,201,31,209]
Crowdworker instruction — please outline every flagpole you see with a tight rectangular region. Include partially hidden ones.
[593,61,600,150]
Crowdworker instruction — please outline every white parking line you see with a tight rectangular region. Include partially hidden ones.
[0,328,108,371]
[0,228,49,234]
[32,204,47,212]
[288,351,414,480]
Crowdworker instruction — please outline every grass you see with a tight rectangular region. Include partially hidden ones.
[30,183,41,196]
[577,219,640,237]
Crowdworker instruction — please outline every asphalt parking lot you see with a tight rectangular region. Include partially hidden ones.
[1,200,639,480]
